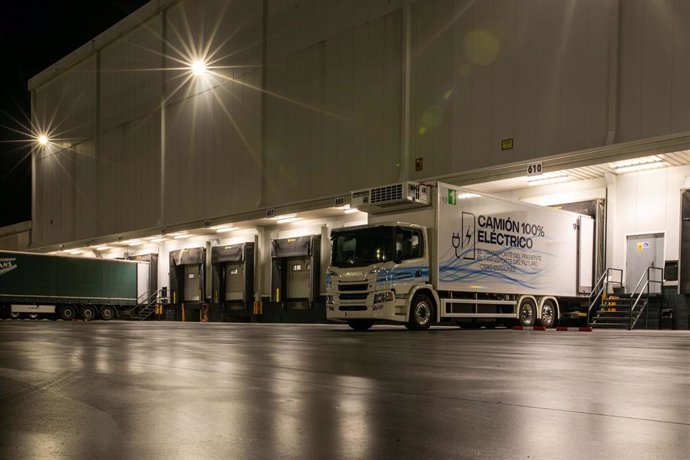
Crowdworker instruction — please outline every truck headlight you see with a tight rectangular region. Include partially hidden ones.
[373,291,395,303]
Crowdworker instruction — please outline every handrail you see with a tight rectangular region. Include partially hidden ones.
[588,268,623,322]
[629,267,664,329]
[629,269,649,298]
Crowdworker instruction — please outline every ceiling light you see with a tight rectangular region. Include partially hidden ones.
[272,213,296,221]
[67,249,83,255]
[458,192,480,200]
[169,231,187,237]
[526,172,570,186]
[343,208,359,214]
[211,224,234,232]
[334,205,351,210]
[127,240,144,246]
[276,217,302,224]
[95,246,110,251]
[174,234,191,239]
[150,238,166,243]
[609,156,667,174]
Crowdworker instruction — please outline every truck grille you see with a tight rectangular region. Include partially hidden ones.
[338,283,368,292]
[339,305,367,311]
[339,293,368,300]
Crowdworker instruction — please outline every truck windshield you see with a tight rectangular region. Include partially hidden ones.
[331,227,395,267]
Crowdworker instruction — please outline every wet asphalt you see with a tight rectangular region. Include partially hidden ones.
[0,322,688,459]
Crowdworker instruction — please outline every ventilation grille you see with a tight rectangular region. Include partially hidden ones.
[370,184,403,204]
[350,181,430,214]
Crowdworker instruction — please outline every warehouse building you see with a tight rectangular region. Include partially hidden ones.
[7,0,690,326]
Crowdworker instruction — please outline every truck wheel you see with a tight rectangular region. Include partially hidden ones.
[100,306,116,321]
[60,305,77,321]
[407,294,434,331]
[81,306,97,321]
[540,300,557,328]
[348,320,374,331]
[28,313,39,320]
[10,311,21,320]
[519,298,536,327]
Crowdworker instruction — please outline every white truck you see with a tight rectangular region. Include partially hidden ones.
[326,181,594,330]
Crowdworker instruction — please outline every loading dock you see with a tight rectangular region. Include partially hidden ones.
[270,235,321,319]
[169,248,205,321]
[211,242,255,321]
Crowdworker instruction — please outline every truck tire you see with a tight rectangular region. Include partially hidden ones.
[407,293,434,331]
[60,305,77,321]
[519,298,536,327]
[81,305,97,321]
[539,300,557,328]
[348,320,374,331]
[100,306,116,321]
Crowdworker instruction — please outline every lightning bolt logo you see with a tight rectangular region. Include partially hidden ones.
[461,212,476,260]
[465,227,472,246]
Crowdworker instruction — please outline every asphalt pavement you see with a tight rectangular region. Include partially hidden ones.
[0,322,688,459]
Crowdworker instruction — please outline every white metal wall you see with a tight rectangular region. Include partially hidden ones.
[263,8,403,205]
[30,0,690,248]
[619,0,690,141]
[409,0,613,178]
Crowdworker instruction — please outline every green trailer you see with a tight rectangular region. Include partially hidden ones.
[0,251,147,320]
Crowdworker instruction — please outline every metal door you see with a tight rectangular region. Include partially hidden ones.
[183,265,201,302]
[286,257,311,299]
[137,262,150,300]
[224,262,244,301]
[625,233,663,294]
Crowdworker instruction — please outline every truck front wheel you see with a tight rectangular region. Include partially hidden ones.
[406,294,434,331]
[60,305,77,321]
[519,298,536,327]
[348,320,374,331]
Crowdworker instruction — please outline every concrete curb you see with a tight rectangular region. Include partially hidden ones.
[512,325,593,332]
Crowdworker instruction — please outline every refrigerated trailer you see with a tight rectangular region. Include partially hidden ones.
[0,251,148,320]
[326,182,595,330]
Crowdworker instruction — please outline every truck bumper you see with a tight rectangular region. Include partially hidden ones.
[326,299,404,323]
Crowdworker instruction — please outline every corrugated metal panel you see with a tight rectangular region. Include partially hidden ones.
[33,55,98,143]
[620,0,690,142]
[202,69,263,220]
[100,15,163,131]
[98,113,161,235]
[266,0,402,64]
[410,0,614,180]
[263,10,402,207]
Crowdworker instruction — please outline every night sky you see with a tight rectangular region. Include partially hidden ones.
[0,0,150,228]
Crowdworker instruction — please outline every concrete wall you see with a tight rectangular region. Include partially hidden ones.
[30,0,690,248]
[0,222,32,251]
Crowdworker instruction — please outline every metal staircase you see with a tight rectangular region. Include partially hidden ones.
[589,267,663,330]
[130,290,160,321]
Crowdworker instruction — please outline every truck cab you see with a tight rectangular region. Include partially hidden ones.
[326,223,435,331]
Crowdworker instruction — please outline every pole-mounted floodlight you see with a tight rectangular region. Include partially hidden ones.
[191,60,207,76]
[37,135,49,146]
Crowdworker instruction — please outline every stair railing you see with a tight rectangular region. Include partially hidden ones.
[132,289,161,320]
[629,267,664,330]
[588,268,623,324]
